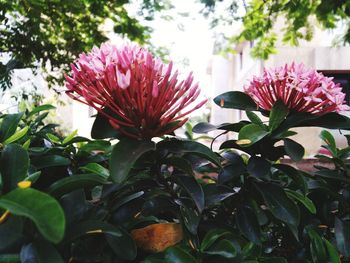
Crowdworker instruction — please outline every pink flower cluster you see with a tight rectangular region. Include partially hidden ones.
[244,63,350,114]
[66,43,206,139]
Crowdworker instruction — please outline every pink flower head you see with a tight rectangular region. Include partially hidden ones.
[65,42,207,139]
[244,63,350,114]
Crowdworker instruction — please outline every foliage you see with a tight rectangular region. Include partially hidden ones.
[200,0,350,59]
[0,0,171,90]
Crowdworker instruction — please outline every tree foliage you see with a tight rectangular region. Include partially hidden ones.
[0,0,170,90]
[200,0,350,59]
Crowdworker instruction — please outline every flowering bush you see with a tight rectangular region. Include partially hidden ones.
[65,43,206,139]
[2,47,350,263]
[244,63,350,114]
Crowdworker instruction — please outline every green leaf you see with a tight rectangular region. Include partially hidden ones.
[0,113,23,142]
[214,91,257,111]
[106,228,137,260]
[180,204,201,234]
[164,246,196,263]
[204,239,237,258]
[24,171,41,183]
[201,229,231,251]
[3,126,29,145]
[0,216,23,251]
[62,129,78,144]
[164,157,194,175]
[0,254,20,263]
[319,130,337,156]
[247,156,271,179]
[284,138,304,161]
[284,189,316,214]
[256,182,300,226]
[273,164,307,193]
[35,241,64,263]
[48,174,108,197]
[79,163,109,179]
[0,144,29,192]
[323,238,341,263]
[238,124,269,146]
[110,139,155,183]
[335,217,350,258]
[175,175,204,212]
[0,188,65,243]
[260,257,287,263]
[27,104,55,118]
[32,155,70,169]
[158,139,221,167]
[22,139,31,150]
[308,228,328,263]
[236,206,262,244]
[219,152,246,183]
[269,100,289,131]
[91,111,120,139]
[65,220,122,241]
[246,111,264,126]
[47,133,61,144]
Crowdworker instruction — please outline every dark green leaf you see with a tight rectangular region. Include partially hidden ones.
[35,241,64,263]
[236,206,262,244]
[175,175,204,212]
[269,100,289,131]
[319,130,337,155]
[0,113,23,142]
[0,216,23,251]
[91,111,120,139]
[247,156,271,179]
[48,174,108,197]
[284,138,304,161]
[273,164,307,193]
[256,182,300,226]
[0,144,29,192]
[164,246,196,263]
[0,254,20,263]
[0,188,65,243]
[246,111,264,126]
[106,228,137,260]
[308,228,328,263]
[214,91,257,111]
[204,239,237,258]
[110,139,155,183]
[323,238,341,263]
[32,155,70,169]
[201,229,231,251]
[260,257,287,263]
[238,124,269,145]
[180,205,200,234]
[335,217,350,258]
[158,139,221,167]
[284,189,316,214]
[79,163,109,178]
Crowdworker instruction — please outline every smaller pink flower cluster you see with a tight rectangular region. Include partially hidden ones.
[244,63,350,114]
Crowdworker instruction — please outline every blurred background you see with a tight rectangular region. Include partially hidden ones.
[1,0,350,155]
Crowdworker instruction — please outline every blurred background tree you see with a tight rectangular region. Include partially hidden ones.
[200,0,350,59]
[0,0,171,90]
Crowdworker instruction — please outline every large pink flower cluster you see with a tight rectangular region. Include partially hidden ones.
[66,43,206,139]
[244,63,350,114]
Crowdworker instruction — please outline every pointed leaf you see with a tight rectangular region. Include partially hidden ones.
[238,124,269,146]
[269,100,289,131]
[214,91,257,111]
[284,138,304,162]
[175,175,204,212]
[0,113,23,142]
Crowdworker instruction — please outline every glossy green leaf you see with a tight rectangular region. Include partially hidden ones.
[0,254,20,262]
[164,157,194,175]
[256,182,300,226]
[285,189,316,214]
[79,163,109,179]
[214,91,257,111]
[62,129,78,144]
[91,111,120,139]
[0,113,23,142]
[175,175,204,212]
[0,144,29,192]
[3,126,29,145]
[323,238,341,263]
[283,138,304,161]
[308,228,327,263]
[246,111,264,126]
[238,124,269,145]
[236,206,262,244]
[0,216,23,251]
[110,139,155,183]
[204,239,237,258]
[247,156,271,179]
[158,139,221,167]
[335,217,350,258]
[48,174,108,197]
[47,133,61,144]
[201,229,231,251]
[27,104,55,118]
[32,155,70,169]
[269,100,289,131]
[0,188,65,243]
[319,130,337,156]
[273,164,307,193]
[164,246,196,263]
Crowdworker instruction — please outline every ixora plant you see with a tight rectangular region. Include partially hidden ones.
[1,42,350,263]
